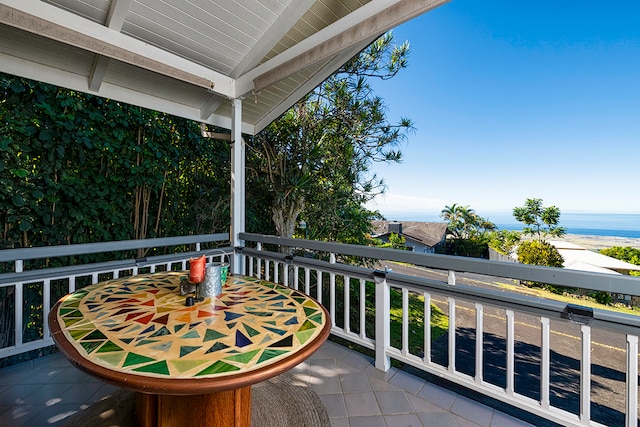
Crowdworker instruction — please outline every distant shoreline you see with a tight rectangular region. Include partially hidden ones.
[554,234,640,250]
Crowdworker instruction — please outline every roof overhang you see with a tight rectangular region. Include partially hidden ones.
[0,0,448,135]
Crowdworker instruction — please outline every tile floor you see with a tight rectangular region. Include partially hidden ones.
[0,340,534,426]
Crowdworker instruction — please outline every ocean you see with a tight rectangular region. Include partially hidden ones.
[490,212,640,239]
[389,212,640,239]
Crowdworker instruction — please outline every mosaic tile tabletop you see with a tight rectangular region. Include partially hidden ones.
[53,272,327,380]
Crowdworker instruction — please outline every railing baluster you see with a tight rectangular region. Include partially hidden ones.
[316,270,322,304]
[423,292,431,364]
[15,282,23,347]
[506,309,515,395]
[359,278,366,340]
[626,334,638,427]
[402,288,409,356]
[329,254,336,327]
[274,261,279,284]
[540,317,550,410]
[343,275,350,333]
[475,303,484,384]
[580,324,592,424]
[304,268,310,295]
[293,266,299,290]
[448,297,456,373]
[43,279,51,340]
[374,271,390,371]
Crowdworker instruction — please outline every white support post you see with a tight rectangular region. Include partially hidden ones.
[230,98,245,275]
[343,275,350,333]
[374,271,390,372]
[402,288,409,356]
[359,278,366,340]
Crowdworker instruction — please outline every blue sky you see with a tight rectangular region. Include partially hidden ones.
[366,0,640,221]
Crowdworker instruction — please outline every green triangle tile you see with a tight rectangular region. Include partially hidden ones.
[97,340,123,353]
[170,359,209,374]
[264,320,276,326]
[174,324,186,333]
[133,360,170,375]
[80,341,102,354]
[295,329,316,345]
[123,352,156,367]
[181,330,200,339]
[204,329,227,341]
[303,307,317,317]
[82,330,107,341]
[205,342,229,353]
[264,326,287,336]
[257,349,288,364]
[69,329,93,340]
[95,352,126,367]
[150,326,171,337]
[292,297,306,304]
[298,320,316,332]
[63,318,82,327]
[309,313,323,324]
[151,342,173,352]
[180,346,201,357]
[59,308,80,316]
[226,322,237,330]
[196,361,240,376]
[224,349,259,364]
[135,339,159,347]
[243,323,261,337]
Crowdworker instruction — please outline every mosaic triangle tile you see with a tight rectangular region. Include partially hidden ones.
[53,272,326,380]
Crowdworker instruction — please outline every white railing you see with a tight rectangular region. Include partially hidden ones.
[2,232,639,426]
[0,234,230,360]
[240,233,640,427]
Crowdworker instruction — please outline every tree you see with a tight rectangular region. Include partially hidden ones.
[246,32,413,242]
[487,230,521,256]
[512,198,566,241]
[517,240,566,293]
[600,246,640,277]
[440,204,495,239]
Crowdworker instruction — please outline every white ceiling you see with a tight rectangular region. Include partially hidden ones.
[0,0,448,135]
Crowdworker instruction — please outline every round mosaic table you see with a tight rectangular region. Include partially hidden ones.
[49,271,330,427]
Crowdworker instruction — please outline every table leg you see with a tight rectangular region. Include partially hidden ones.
[136,387,252,427]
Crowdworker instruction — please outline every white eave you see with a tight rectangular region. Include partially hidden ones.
[0,0,449,135]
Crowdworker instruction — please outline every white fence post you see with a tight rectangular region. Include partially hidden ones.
[374,270,390,372]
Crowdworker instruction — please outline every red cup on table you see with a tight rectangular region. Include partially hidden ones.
[189,255,206,283]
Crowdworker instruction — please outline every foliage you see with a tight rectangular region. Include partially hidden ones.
[246,32,413,243]
[599,246,640,276]
[0,73,230,256]
[513,198,566,241]
[438,204,495,258]
[373,233,410,251]
[440,204,495,240]
[486,230,522,256]
[517,240,567,293]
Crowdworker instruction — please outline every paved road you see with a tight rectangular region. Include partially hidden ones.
[384,262,633,426]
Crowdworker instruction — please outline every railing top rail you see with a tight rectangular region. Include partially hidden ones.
[244,245,640,336]
[240,232,640,295]
[0,233,230,262]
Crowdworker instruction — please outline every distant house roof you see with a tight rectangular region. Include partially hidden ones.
[549,240,640,275]
[371,221,448,248]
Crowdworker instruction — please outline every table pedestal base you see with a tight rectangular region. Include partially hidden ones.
[135,387,252,427]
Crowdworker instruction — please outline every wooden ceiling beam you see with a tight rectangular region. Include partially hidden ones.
[0,0,235,98]
[250,0,449,93]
